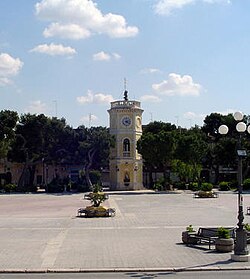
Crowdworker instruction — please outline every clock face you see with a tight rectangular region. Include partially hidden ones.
[122,116,131,126]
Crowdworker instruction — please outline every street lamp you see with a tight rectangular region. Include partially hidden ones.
[219,111,249,261]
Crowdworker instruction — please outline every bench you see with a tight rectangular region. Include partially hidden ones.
[187,227,235,249]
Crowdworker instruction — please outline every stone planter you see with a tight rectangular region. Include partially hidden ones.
[83,206,115,217]
[85,206,107,217]
[215,238,234,252]
[194,191,218,198]
[247,231,250,244]
[182,231,198,244]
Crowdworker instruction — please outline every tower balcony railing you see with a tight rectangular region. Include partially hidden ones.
[110,100,141,109]
[123,152,131,158]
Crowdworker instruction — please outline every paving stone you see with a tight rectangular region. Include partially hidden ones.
[0,191,249,271]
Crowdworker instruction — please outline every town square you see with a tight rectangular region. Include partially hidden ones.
[0,190,250,273]
[2,1,250,277]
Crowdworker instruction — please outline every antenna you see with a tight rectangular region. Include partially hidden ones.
[175,115,179,127]
[188,118,192,128]
[53,100,58,117]
[150,112,153,122]
[124,78,127,91]
[89,113,92,127]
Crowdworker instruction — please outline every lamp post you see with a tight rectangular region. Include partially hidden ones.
[219,111,249,261]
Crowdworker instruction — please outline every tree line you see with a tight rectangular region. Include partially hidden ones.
[0,110,114,192]
[137,113,250,190]
[1,110,250,192]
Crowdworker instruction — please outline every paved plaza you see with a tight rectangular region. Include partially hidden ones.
[0,191,250,272]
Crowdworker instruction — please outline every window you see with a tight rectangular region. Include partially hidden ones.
[123,138,130,157]
[123,138,130,152]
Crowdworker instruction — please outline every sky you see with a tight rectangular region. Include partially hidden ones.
[1,0,250,128]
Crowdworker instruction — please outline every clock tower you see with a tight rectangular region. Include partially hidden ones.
[108,90,144,190]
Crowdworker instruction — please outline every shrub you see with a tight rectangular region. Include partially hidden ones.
[86,184,108,207]
[3,183,17,192]
[174,181,186,190]
[186,225,195,232]
[26,184,37,192]
[153,182,164,191]
[189,182,200,191]
[200,182,213,192]
[229,180,238,189]
[243,178,250,190]
[47,178,64,193]
[244,223,250,231]
[153,177,166,191]
[217,227,230,239]
[219,181,230,191]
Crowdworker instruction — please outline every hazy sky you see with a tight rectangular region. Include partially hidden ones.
[1,0,249,128]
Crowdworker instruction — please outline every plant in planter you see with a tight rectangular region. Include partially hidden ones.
[88,191,108,207]
[244,223,250,244]
[186,225,195,233]
[83,184,115,217]
[2,183,17,193]
[215,227,234,252]
[196,182,218,198]
[219,181,230,191]
[182,225,198,244]
[243,178,250,190]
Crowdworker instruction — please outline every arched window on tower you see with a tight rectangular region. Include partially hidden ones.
[123,138,130,157]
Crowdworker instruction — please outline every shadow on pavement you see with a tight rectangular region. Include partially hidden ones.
[176,242,218,252]
[179,259,233,271]
[125,271,176,279]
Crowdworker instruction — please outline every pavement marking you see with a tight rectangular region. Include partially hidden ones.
[41,228,68,268]
[65,226,190,230]
[0,224,236,230]
[124,213,136,217]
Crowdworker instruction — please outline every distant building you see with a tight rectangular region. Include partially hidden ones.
[0,159,69,189]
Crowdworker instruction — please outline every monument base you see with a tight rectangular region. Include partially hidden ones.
[231,253,250,262]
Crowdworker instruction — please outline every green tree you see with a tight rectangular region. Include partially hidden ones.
[7,113,114,192]
[172,160,200,185]
[9,114,75,191]
[202,113,242,183]
[9,114,50,191]
[143,121,176,134]
[174,126,207,183]
[79,126,115,190]
[0,110,19,158]
[137,121,177,189]
[45,118,81,165]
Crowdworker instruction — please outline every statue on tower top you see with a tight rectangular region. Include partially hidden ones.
[124,90,128,101]
[123,78,128,101]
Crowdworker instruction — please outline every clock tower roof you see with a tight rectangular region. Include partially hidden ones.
[109,100,142,110]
